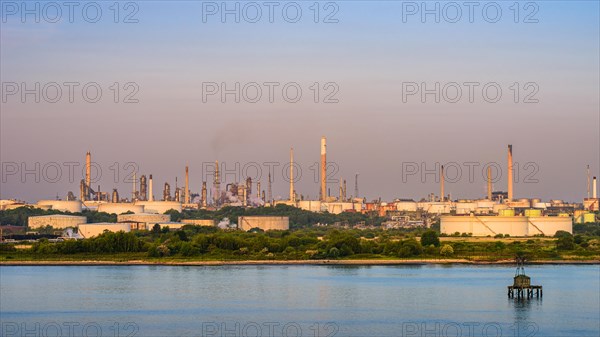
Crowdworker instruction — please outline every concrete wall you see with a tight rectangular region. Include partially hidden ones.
[28,215,87,229]
[238,216,289,231]
[78,223,130,238]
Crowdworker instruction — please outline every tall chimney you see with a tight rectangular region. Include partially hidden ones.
[257,182,261,199]
[587,165,591,199]
[185,166,190,204]
[354,173,359,199]
[339,178,343,201]
[487,166,493,200]
[149,174,154,201]
[214,160,220,204]
[268,173,273,204]
[320,136,327,201]
[290,147,295,202]
[507,145,513,201]
[85,151,91,200]
[440,165,445,202]
[201,181,207,208]
[132,171,137,201]
[594,177,597,199]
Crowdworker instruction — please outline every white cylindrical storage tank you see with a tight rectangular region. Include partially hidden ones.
[98,203,144,214]
[455,202,477,215]
[395,201,418,212]
[135,201,181,214]
[36,200,82,213]
[528,217,572,236]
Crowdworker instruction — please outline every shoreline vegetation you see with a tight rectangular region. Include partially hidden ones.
[1,259,600,266]
[2,206,599,266]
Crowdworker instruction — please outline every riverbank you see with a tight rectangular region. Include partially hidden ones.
[1,258,599,266]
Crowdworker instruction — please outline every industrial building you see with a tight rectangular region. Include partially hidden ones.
[238,216,289,231]
[28,215,87,229]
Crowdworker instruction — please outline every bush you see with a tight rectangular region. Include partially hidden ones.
[440,244,454,257]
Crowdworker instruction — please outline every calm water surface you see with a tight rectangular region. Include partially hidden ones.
[1,265,598,336]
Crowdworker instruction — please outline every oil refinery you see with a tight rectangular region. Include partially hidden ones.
[1,138,598,237]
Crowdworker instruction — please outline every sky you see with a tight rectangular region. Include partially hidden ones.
[1,0,599,203]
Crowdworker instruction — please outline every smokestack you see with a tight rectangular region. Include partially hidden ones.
[587,165,591,199]
[343,179,347,201]
[290,147,295,202]
[320,136,327,201]
[355,173,359,199]
[149,174,154,202]
[268,173,273,204]
[214,161,220,205]
[185,166,190,204]
[201,181,207,208]
[487,166,493,200]
[132,171,137,201]
[507,145,513,201]
[257,182,261,199]
[594,177,597,199]
[85,151,91,200]
[339,178,343,201]
[440,165,445,202]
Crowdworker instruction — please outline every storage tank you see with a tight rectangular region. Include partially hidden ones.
[395,201,418,212]
[238,216,289,231]
[584,213,596,223]
[135,201,182,214]
[98,203,144,215]
[499,209,516,217]
[524,209,542,217]
[36,200,82,213]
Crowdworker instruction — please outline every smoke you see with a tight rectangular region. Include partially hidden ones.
[63,228,83,239]
[217,217,236,229]
[248,195,264,207]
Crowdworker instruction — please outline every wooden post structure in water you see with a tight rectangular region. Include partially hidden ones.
[507,255,542,299]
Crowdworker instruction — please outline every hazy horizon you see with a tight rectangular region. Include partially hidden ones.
[2,1,599,203]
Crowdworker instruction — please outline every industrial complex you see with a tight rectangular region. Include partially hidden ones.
[1,137,599,238]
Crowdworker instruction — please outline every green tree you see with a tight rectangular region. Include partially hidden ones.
[420,230,440,247]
